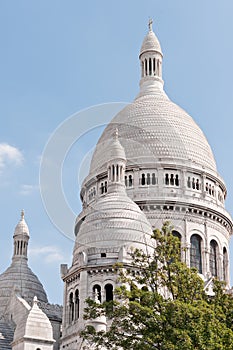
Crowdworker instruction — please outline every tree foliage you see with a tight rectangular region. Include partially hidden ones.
[82,222,233,349]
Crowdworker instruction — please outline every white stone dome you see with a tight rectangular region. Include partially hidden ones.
[74,185,153,259]
[89,91,217,176]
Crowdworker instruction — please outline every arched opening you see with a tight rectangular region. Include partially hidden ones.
[170,174,174,186]
[209,240,218,277]
[165,173,169,185]
[149,58,152,75]
[145,59,148,76]
[93,284,101,303]
[69,292,74,323]
[152,173,156,185]
[223,247,228,281]
[187,177,191,188]
[129,175,133,187]
[100,182,104,194]
[192,178,195,189]
[172,231,181,259]
[141,173,145,185]
[153,58,156,75]
[190,234,202,273]
[147,173,150,185]
[105,284,113,302]
[75,289,80,320]
[104,181,107,193]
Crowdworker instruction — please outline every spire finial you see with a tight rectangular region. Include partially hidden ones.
[21,209,25,220]
[148,18,153,32]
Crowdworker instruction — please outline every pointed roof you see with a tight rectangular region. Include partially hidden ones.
[13,296,54,345]
[140,19,162,56]
[108,128,126,161]
[24,296,54,341]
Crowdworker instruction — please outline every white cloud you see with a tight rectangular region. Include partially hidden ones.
[29,245,64,264]
[0,143,23,172]
[19,184,38,196]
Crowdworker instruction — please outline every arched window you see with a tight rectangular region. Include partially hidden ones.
[209,184,212,195]
[75,289,80,320]
[209,240,218,277]
[192,178,195,189]
[69,292,74,323]
[125,175,127,187]
[152,173,156,185]
[165,173,169,185]
[172,231,181,258]
[149,58,152,75]
[129,175,133,187]
[93,284,101,303]
[147,173,150,185]
[223,247,228,281]
[141,173,145,185]
[187,177,191,188]
[104,181,107,193]
[175,175,179,186]
[145,59,148,76]
[105,284,113,302]
[196,179,200,190]
[170,174,174,186]
[100,182,104,194]
[190,234,202,273]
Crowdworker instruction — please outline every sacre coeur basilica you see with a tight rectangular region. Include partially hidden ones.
[0,21,232,350]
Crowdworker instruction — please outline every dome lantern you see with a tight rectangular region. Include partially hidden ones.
[13,210,30,261]
[139,19,164,94]
[107,128,126,194]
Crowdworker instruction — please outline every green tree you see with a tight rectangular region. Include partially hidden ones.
[82,222,233,349]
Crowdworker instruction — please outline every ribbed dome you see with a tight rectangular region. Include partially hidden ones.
[0,260,48,315]
[74,191,153,255]
[89,91,216,175]
[140,29,162,56]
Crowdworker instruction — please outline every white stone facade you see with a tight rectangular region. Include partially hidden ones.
[60,22,233,349]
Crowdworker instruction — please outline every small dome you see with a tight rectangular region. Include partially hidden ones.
[140,28,162,57]
[0,260,48,315]
[14,210,29,237]
[74,191,153,259]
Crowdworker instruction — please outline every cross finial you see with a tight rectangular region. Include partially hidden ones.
[21,209,25,220]
[148,18,153,32]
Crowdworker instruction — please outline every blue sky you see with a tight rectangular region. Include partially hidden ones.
[1,1,233,304]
